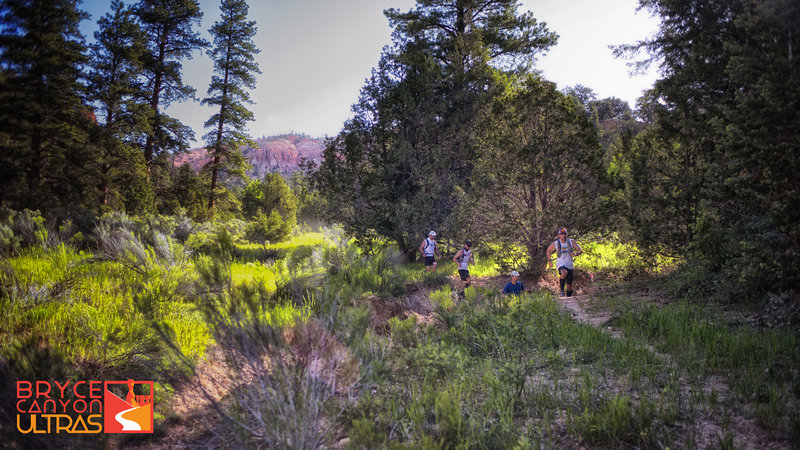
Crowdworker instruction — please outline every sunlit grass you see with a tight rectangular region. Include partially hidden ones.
[231,261,278,292]
[2,244,211,375]
[576,240,676,278]
[234,232,325,262]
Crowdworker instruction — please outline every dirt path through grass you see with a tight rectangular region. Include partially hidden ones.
[461,274,793,449]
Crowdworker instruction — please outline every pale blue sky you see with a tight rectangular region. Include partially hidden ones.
[80,0,659,148]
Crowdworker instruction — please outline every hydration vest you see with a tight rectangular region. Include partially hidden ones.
[458,248,472,269]
[423,238,437,256]
[556,239,574,257]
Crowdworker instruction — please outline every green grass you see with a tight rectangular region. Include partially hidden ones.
[576,240,676,279]
[1,245,211,380]
[230,261,278,292]
[347,289,684,448]
[612,299,799,432]
[3,225,797,448]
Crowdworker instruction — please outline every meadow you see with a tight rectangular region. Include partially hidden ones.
[1,211,797,448]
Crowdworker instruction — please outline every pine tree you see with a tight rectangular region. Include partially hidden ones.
[202,0,259,217]
[135,0,207,175]
[316,0,557,259]
[0,0,92,210]
[86,0,152,212]
[615,0,800,295]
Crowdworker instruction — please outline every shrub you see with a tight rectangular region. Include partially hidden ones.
[388,316,418,348]
[181,256,361,448]
[245,211,292,244]
[0,223,21,256]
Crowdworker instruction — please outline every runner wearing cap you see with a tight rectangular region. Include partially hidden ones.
[502,271,525,296]
[546,227,583,297]
[419,231,441,272]
[453,240,475,291]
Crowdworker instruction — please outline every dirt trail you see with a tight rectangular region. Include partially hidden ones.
[458,273,792,450]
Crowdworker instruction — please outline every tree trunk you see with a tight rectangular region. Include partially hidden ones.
[144,39,166,179]
[208,151,221,213]
[209,48,232,216]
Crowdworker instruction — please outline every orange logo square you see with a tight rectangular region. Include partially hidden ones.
[103,380,154,433]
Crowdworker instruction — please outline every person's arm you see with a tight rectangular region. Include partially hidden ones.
[470,252,476,266]
[453,249,462,263]
[571,240,583,257]
[501,283,509,295]
[419,240,426,255]
[546,242,555,269]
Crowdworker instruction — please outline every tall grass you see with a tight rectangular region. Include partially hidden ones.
[348,288,683,448]
[614,299,799,433]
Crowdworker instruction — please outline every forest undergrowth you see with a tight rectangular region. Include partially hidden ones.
[1,212,797,449]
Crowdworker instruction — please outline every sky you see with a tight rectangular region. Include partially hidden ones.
[79,0,661,148]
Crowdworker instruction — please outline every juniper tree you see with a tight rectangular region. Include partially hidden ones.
[469,75,605,274]
[202,0,260,217]
[614,0,800,294]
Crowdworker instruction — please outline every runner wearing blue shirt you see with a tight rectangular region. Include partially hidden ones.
[502,271,525,296]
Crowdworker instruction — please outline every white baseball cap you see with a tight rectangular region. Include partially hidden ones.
[428,230,436,236]
[510,271,520,277]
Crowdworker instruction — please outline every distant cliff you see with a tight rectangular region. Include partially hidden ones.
[173,134,327,178]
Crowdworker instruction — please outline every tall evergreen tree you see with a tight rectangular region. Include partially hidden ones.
[202,0,259,217]
[86,0,152,212]
[135,0,207,176]
[615,0,800,294]
[316,0,556,259]
[0,0,91,210]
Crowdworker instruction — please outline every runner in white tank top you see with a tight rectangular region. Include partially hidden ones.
[419,231,440,272]
[453,240,475,291]
[546,227,583,297]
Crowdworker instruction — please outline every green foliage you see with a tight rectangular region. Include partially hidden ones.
[316,0,557,258]
[241,173,297,244]
[469,75,606,274]
[612,0,800,298]
[245,211,292,244]
[163,164,210,220]
[0,0,93,211]
[576,238,675,279]
[136,0,208,166]
[0,237,208,389]
[615,298,799,434]
[429,285,454,310]
[349,287,686,448]
[316,233,407,298]
[388,316,418,348]
[0,223,21,256]
[86,0,151,213]
[288,164,325,223]
[242,173,297,219]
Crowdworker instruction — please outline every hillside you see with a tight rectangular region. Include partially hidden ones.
[173,134,326,178]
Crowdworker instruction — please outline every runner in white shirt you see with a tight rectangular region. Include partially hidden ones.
[546,227,584,297]
[419,231,441,272]
[452,240,475,291]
